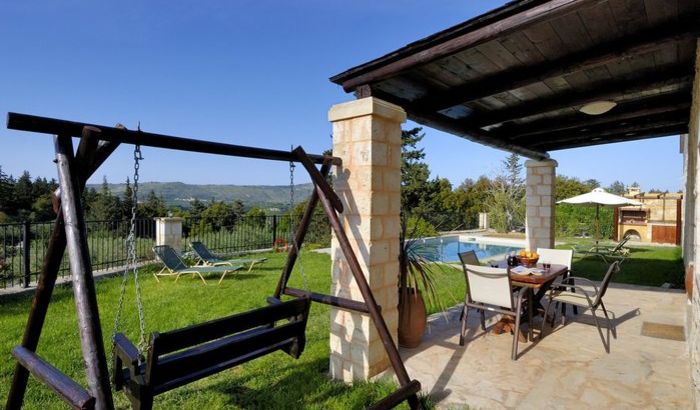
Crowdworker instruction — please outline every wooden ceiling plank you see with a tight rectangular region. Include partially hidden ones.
[413,18,697,112]
[528,115,689,147]
[466,65,692,128]
[541,124,687,150]
[523,113,690,148]
[644,0,678,26]
[582,65,613,83]
[542,76,573,93]
[332,0,606,92]
[505,92,691,138]
[366,88,550,160]
[652,47,680,73]
[578,2,621,43]
[608,0,649,36]
[500,31,548,66]
[549,12,595,53]
[474,96,509,110]
[522,21,569,59]
[475,40,522,70]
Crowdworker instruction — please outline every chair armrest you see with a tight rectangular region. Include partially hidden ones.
[548,284,596,306]
[559,276,599,293]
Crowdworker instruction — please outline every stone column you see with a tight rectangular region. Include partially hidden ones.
[525,159,557,251]
[688,39,700,406]
[327,97,405,382]
[155,217,183,253]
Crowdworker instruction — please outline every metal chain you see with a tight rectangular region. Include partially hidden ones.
[289,150,310,292]
[111,143,147,368]
[130,144,147,353]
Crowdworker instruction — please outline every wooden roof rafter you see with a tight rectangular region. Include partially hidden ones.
[330,0,698,156]
[415,17,700,112]
[505,92,691,140]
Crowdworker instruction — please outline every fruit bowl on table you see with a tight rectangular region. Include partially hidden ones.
[516,256,539,268]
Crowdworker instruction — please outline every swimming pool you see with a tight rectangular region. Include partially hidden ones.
[416,236,523,263]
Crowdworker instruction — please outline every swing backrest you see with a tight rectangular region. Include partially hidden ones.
[153,245,189,271]
[145,296,311,395]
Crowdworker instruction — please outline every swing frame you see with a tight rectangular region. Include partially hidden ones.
[5,112,422,410]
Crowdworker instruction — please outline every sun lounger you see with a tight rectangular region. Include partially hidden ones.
[153,245,242,285]
[190,241,268,272]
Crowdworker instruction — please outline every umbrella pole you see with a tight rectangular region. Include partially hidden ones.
[595,204,600,252]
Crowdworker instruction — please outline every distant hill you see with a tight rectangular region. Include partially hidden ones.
[86,182,314,209]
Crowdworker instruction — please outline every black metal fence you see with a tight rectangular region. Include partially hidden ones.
[0,215,295,289]
[0,219,156,289]
[182,215,291,255]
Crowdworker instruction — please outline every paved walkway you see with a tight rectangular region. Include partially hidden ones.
[399,283,691,409]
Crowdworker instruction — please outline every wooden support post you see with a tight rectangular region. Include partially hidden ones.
[6,129,119,410]
[273,162,332,299]
[293,147,343,212]
[314,184,420,409]
[54,134,114,410]
[12,347,95,410]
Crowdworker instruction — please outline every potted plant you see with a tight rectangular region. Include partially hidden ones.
[398,216,442,348]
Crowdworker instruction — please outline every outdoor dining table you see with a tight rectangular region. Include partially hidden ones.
[494,262,569,341]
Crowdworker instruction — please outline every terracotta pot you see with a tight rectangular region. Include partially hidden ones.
[398,287,427,348]
[686,263,694,299]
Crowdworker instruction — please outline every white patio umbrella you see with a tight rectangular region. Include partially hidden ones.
[557,188,642,250]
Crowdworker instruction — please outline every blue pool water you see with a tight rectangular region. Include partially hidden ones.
[417,236,522,263]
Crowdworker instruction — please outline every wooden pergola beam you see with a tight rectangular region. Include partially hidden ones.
[466,66,692,128]
[540,124,688,151]
[505,92,691,140]
[417,19,699,112]
[331,0,604,92]
[368,88,550,160]
[529,114,690,148]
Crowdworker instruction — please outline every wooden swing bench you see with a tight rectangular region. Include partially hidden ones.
[113,296,310,409]
[5,113,423,410]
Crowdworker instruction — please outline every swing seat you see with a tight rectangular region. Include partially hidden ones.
[113,296,311,410]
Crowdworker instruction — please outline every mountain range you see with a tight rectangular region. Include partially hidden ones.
[86,181,314,209]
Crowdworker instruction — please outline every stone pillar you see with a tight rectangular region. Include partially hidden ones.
[155,217,183,253]
[327,97,405,382]
[525,159,557,251]
[479,212,489,230]
[688,39,700,406]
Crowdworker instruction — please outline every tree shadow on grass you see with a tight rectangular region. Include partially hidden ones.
[178,357,398,410]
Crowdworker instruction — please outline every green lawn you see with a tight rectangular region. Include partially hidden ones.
[0,240,682,409]
[558,239,685,288]
[0,251,436,410]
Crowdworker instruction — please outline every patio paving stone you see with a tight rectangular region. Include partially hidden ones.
[394,283,691,409]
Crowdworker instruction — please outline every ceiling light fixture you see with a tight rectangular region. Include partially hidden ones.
[580,100,617,115]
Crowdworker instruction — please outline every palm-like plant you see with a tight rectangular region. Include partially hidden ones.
[398,216,441,309]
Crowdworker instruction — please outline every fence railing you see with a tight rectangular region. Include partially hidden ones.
[0,215,295,289]
[182,215,293,255]
[0,219,156,289]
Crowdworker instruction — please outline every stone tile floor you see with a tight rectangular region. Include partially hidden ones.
[399,283,691,409]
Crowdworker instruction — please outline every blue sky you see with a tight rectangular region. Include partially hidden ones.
[0,1,683,192]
